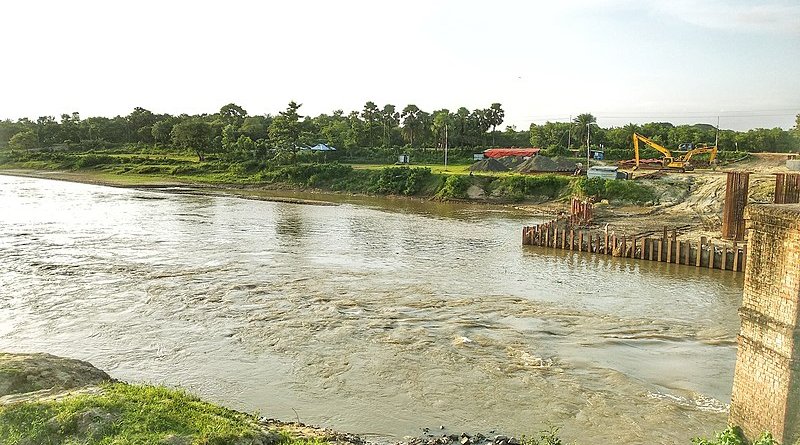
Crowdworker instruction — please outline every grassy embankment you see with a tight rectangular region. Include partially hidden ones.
[0,146,659,205]
[0,354,779,445]
[0,383,290,445]
[0,352,326,445]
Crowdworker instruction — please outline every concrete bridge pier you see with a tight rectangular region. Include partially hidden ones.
[730,204,800,444]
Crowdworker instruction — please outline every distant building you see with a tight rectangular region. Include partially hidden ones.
[588,166,627,180]
[483,148,540,158]
[301,143,337,151]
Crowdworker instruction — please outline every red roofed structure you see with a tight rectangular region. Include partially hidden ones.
[483,148,541,158]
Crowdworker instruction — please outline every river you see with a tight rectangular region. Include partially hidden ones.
[0,175,743,443]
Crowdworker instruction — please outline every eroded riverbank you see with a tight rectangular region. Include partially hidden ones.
[0,175,743,443]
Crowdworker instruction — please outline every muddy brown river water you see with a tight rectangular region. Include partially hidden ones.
[0,175,743,443]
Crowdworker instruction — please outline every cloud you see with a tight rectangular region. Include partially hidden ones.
[648,0,800,35]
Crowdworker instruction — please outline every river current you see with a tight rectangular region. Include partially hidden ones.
[0,175,743,443]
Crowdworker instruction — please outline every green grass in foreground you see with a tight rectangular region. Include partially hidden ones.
[0,383,304,445]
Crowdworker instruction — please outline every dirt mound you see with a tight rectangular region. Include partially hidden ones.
[469,158,509,172]
[497,156,526,169]
[0,352,111,398]
[515,155,576,173]
[724,152,792,173]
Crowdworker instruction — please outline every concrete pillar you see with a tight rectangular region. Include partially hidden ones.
[730,204,800,444]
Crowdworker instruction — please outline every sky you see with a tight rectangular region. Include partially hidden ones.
[1,0,798,131]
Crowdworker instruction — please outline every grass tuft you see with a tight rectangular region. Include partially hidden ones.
[0,383,289,445]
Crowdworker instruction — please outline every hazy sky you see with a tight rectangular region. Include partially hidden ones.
[1,0,798,131]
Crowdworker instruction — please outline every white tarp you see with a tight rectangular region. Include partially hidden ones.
[305,143,336,151]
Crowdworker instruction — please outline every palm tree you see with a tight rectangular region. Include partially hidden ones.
[488,103,505,145]
[573,113,597,147]
[401,105,420,146]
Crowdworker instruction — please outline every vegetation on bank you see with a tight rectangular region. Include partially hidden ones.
[0,145,660,205]
[1,104,798,158]
[1,102,794,207]
[0,354,784,445]
[0,383,308,445]
[691,426,777,445]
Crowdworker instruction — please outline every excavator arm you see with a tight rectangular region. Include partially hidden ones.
[683,145,718,163]
[632,133,674,169]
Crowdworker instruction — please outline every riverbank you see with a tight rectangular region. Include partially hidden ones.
[0,352,560,445]
[0,165,767,248]
[0,353,772,445]
[0,352,366,445]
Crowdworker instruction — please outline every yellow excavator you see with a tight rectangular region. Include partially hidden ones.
[631,133,717,171]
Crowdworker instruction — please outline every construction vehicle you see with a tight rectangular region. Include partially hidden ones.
[683,144,718,168]
[628,133,717,172]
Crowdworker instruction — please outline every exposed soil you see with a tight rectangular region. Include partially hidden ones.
[514,155,577,173]
[0,352,112,400]
[519,154,795,246]
[468,158,508,172]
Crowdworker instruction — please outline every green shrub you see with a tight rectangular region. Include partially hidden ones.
[368,166,432,195]
[75,154,117,168]
[436,174,472,199]
[259,162,355,188]
[489,174,571,201]
[129,165,173,175]
[692,426,776,445]
[573,176,656,204]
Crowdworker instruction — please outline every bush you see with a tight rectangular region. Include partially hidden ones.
[75,154,118,168]
[368,166,432,195]
[573,176,656,204]
[129,165,173,175]
[436,175,472,199]
[692,426,775,445]
[489,174,571,201]
[259,162,355,188]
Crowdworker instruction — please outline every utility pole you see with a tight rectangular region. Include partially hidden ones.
[567,115,571,149]
[715,115,720,150]
[444,123,449,170]
[586,123,591,176]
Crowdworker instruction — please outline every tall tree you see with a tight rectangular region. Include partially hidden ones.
[9,130,38,151]
[268,101,303,151]
[572,113,597,148]
[794,114,800,139]
[401,105,421,146]
[360,101,381,147]
[127,107,158,143]
[219,103,248,127]
[455,107,470,147]
[471,109,491,146]
[171,119,212,161]
[151,117,179,145]
[380,104,399,147]
[36,116,60,145]
[529,121,571,151]
[487,103,505,144]
[431,109,453,149]
[60,112,81,143]
[240,115,271,141]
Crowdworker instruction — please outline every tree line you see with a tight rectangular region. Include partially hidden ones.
[1,104,798,162]
[530,113,800,156]
[0,102,513,160]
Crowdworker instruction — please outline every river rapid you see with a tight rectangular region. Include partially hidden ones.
[0,175,743,443]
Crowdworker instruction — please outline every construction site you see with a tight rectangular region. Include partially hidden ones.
[465,132,800,270]
[512,140,799,270]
